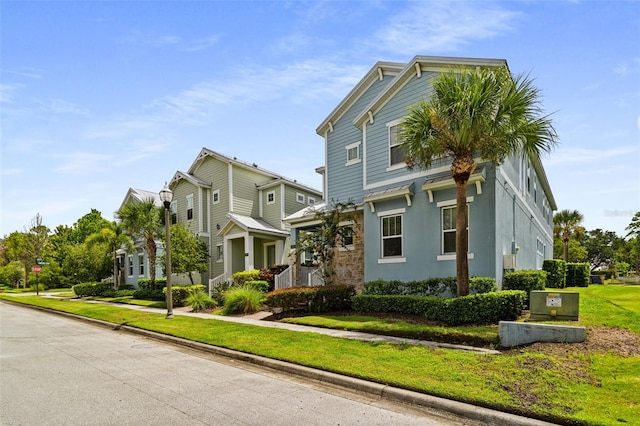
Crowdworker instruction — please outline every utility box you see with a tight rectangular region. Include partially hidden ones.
[529,291,579,321]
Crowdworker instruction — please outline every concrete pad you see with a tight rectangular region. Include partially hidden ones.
[499,321,586,347]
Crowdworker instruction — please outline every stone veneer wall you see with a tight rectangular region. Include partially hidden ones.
[331,211,364,292]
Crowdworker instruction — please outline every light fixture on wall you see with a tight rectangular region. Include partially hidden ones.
[159,182,174,319]
[216,223,220,230]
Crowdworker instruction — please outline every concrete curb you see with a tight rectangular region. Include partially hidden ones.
[1,299,558,426]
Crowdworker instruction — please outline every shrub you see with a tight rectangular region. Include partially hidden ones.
[231,270,260,286]
[137,278,167,290]
[265,287,315,311]
[352,291,525,325]
[164,284,206,307]
[245,280,269,293]
[72,282,112,297]
[566,263,590,287]
[363,277,457,297]
[220,286,265,315]
[185,290,217,312]
[543,259,567,288]
[469,277,497,294]
[503,270,547,307]
[265,285,356,313]
[133,288,165,301]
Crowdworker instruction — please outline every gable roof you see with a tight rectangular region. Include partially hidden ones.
[219,213,289,237]
[353,55,507,129]
[119,188,161,211]
[316,61,405,137]
[174,147,321,196]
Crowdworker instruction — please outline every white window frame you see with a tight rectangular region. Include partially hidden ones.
[186,193,194,221]
[267,191,275,205]
[138,253,144,276]
[308,197,316,206]
[216,244,223,263]
[212,189,220,204]
[296,193,305,204]
[128,255,133,277]
[345,141,361,166]
[387,119,406,170]
[436,198,474,261]
[377,208,406,263]
[170,200,177,224]
[536,237,545,269]
[338,220,355,251]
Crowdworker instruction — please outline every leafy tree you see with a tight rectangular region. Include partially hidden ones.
[71,209,111,244]
[159,223,208,284]
[624,211,640,273]
[400,66,557,296]
[116,199,162,288]
[297,200,357,285]
[553,209,584,262]
[581,229,624,271]
[553,238,587,263]
[62,242,111,283]
[86,221,132,289]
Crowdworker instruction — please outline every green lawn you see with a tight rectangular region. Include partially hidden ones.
[1,285,638,426]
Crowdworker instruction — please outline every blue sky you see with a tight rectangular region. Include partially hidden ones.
[1,0,638,238]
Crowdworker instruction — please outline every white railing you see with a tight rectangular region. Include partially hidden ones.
[308,268,324,286]
[208,273,229,296]
[274,266,292,290]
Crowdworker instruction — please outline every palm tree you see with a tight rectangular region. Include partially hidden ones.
[86,221,132,289]
[553,209,585,262]
[116,199,162,288]
[400,66,557,297]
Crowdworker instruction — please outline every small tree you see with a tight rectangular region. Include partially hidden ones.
[297,200,356,285]
[554,209,585,263]
[160,223,209,284]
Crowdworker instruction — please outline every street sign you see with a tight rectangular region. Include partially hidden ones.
[36,258,50,265]
[31,265,42,274]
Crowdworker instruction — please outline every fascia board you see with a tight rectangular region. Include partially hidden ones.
[316,61,404,136]
[353,56,508,129]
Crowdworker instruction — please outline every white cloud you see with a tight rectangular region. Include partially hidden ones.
[0,83,23,103]
[373,1,519,54]
[52,152,113,174]
[0,167,22,176]
[185,35,220,52]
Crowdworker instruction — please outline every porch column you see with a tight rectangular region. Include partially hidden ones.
[244,234,254,271]
[275,240,284,264]
[223,237,232,278]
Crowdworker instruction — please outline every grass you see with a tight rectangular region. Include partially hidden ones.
[1,285,639,426]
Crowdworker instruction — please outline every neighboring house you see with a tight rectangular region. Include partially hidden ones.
[286,55,557,290]
[167,148,323,288]
[116,188,165,288]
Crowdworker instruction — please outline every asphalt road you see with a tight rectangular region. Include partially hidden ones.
[0,302,476,426]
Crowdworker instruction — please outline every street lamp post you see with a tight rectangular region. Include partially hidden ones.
[159,183,174,319]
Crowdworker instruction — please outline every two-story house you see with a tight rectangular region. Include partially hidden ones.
[167,148,323,288]
[116,187,164,288]
[287,55,557,290]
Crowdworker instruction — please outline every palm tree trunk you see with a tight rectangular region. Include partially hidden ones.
[455,180,470,297]
[563,237,569,262]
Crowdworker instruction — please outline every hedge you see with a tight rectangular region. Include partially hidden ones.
[543,259,567,288]
[566,263,590,287]
[363,276,496,297]
[231,270,261,285]
[244,280,269,293]
[352,290,526,325]
[502,270,547,307]
[72,282,113,297]
[137,278,167,290]
[265,285,355,313]
[163,284,206,307]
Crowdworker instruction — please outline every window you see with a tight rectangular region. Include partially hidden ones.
[212,189,220,204]
[216,244,223,262]
[267,191,275,205]
[128,255,133,276]
[186,194,194,221]
[170,200,177,225]
[388,124,405,167]
[296,193,305,204]
[381,214,402,257]
[341,225,354,247]
[345,141,361,165]
[441,206,468,254]
[138,254,144,276]
[308,197,316,206]
[534,181,538,204]
[536,238,545,269]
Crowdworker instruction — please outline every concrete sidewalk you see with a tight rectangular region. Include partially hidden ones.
[3,295,556,426]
